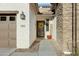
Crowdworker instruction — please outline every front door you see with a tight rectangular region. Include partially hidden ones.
[0,14,16,48]
[37,21,44,37]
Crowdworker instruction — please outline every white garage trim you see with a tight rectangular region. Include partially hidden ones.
[0,11,19,14]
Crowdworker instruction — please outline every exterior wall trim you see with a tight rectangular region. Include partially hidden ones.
[0,11,19,14]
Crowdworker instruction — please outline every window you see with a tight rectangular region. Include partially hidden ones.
[9,16,15,21]
[46,19,49,31]
[0,17,6,21]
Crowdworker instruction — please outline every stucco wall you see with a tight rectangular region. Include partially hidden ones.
[52,17,57,40]
[0,3,30,48]
[29,4,36,47]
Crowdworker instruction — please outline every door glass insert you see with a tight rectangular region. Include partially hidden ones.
[9,16,15,21]
[0,16,6,21]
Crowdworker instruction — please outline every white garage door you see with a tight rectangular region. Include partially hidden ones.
[0,14,16,48]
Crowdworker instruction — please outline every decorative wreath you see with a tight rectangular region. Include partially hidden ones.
[38,23,44,28]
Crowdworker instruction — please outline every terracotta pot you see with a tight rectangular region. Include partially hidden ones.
[47,35,52,39]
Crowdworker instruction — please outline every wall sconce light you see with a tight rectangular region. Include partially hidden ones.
[45,19,49,26]
[45,19,49,31]
[20,11,26,20]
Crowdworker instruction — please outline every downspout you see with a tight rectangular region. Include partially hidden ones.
[72,3,77,56]
[72,3,74,55]
[75,3,77,55]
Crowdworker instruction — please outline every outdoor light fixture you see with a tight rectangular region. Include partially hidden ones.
[45,19,49,31]
[20,11,26,20]
[45,19,49,26]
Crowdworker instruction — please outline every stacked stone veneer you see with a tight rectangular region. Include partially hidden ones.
[56,3,79,54]
[56,3,72,53]
[62,4,72,52]
[77,4,79,50]
[56,3,63,52]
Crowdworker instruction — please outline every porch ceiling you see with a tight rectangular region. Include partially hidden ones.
[38,3,53,15]
[36,14,54,20]
[37,3,58,15]
[36,3,57,20]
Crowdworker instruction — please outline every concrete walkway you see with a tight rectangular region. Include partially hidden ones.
[0,39,58,56]
[0,48,16,56]
[38,39,57,56]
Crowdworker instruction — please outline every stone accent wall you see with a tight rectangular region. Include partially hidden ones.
[62,4,72,52]
[56,4,63,51]
[77,4,79,50]
[56,3,72,53]
[56,3,79,54]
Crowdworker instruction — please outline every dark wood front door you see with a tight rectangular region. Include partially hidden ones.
[37,21,44,37]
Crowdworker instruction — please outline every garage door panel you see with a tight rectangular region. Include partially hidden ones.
[9,24,16,30]
[9,31,16,38]
[0,15,16,48]
[0,25,8,30]
[9,28,16,31]
[0,30,8,32]
[0,40,8,48]
[0,32,8,39]
[9,16,16,48]
[9,37,16,40]
[9,40,16,48]
[0,28,8,31]
[0,29,8,31]
[0,23,8,26]
[0,37,8,40]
